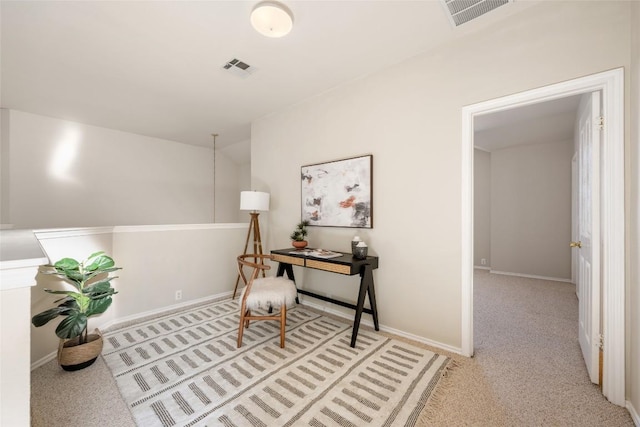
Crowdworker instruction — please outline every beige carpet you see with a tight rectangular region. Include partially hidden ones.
[426,270,634,426]
[31,271,635,426]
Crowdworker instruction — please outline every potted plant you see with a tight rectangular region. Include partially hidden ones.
[290,220,310,249]
[31,251,121,371]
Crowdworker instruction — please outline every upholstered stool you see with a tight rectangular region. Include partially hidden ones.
[237,255,298,348]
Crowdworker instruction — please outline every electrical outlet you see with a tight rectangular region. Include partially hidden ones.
[481,258,487,265]
[175,290,182,301]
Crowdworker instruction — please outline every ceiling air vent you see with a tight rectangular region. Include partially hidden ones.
[222,58,257,78]
[441,0,512,27]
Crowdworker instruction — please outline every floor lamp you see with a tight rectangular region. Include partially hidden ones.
[233,191,270,298]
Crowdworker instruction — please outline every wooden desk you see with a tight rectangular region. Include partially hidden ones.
[270,248,379,347]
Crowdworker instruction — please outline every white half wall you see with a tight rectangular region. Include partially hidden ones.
[30,224,248,366]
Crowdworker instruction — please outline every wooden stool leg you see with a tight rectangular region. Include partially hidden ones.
[238,306,247,348]
[280,304,286,348]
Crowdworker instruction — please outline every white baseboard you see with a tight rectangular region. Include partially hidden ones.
[298,298,463,356]
[100,291,233,332]
[30,291,233,371]
[474,266,490,270]
[31,352,58,370]
[627,400,640,426]
[489,270,573,284]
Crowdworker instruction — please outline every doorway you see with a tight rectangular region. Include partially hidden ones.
[460,68,625,406]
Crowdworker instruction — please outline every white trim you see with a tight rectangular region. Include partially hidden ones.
[31,352,57,371]
[32,223,248,239]
[489,270,573,284]
[30,291,233,371]
[626,401,640,426]
[299,298,463,355]
[0,263,47,290]
[473,265,491,271]
[461,104,474,357]
[461,68,625,406]
[113,223,247,233]
[0,257,47,271]
[599,69,626,406]
[34,227,114,240]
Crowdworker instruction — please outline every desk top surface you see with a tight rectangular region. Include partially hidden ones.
[271,248,378,271]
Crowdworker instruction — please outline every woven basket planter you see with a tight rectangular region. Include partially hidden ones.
[57,329,103,371]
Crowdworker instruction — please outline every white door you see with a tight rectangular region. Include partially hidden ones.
[571,153,578,294]
[575,91,601,385]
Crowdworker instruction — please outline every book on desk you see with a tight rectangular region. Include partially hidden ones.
[288,248,343,259]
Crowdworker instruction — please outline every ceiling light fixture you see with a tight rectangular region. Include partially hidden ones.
[250,1,293,38]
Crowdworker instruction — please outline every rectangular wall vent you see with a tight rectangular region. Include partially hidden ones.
[222,58,257,78]
[441,0,511,27]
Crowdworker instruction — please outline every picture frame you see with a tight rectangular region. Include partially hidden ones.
[301,155,373,228]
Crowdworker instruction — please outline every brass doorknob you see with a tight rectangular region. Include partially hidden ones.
[570,241,582,248]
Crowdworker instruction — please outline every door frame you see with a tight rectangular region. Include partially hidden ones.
[460,68,625,406]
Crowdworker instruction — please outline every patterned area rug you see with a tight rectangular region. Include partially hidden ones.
[102,299,450,427]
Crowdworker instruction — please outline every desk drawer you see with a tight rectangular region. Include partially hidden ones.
[272,254,305,267]
[306,259,351,275]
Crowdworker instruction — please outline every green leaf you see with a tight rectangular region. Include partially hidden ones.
[75,294,91,313]
[54,258,80,271]
[44,289,81,297]
[55,312,87,339]
[53,295,74,304]
[86,297,112,316]
[32,307,72,327]
[85,254,115,272]
[59,269,85,282]
[83,279,114,294]
[86,251,106,260]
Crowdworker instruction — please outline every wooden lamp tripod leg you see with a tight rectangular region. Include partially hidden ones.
[232,212,266,299]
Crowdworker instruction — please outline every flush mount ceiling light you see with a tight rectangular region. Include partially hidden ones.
[250,1,293,38]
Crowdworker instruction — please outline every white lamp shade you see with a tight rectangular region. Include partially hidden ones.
[240,191,270,211]
[250,1,293,38]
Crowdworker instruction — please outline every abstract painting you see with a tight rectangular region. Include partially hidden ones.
[301,155,372,228]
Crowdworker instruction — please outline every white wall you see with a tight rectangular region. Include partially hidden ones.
[1,286,32,426]
[474,149,491,267]
[2,110,215,228]
[252,0,631,353]
[490,141,573,280]
[1,110,10,226]
[214,149,241,223]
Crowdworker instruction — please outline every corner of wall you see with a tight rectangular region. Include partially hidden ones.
[1,109,11,225]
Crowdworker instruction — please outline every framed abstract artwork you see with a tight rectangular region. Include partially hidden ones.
[301,155,373,228]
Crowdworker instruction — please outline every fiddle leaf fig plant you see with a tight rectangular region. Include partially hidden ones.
[31,251,121,344]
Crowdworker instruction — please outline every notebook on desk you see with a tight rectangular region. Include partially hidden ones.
[288,248,343,259]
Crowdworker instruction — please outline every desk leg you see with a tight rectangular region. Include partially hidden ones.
[367,271,380,331]
[277,263,299,304]
[351,264,374,347]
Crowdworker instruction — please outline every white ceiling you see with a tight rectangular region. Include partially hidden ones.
[474,95,582,152]
[1,0,542,164]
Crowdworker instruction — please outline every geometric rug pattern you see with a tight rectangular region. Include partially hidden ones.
[102,299,450,426]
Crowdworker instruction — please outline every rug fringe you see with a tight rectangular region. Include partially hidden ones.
[416,358,460,425]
